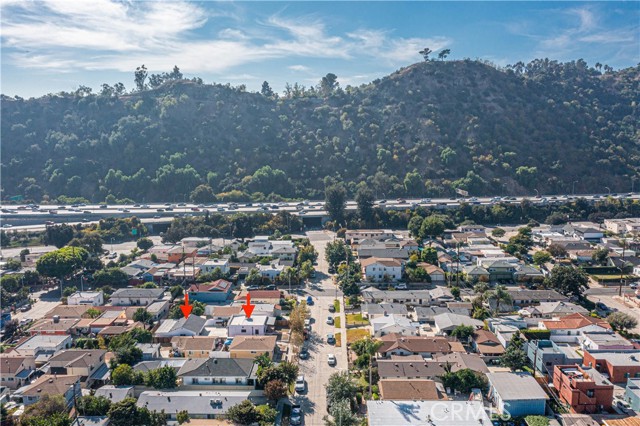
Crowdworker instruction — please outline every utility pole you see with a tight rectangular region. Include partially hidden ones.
[456,243,460,288]
[619,240,627,297]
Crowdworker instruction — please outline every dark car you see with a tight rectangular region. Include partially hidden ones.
[246,285,260,290]
[264,284,276,290]
[299,349,309,360]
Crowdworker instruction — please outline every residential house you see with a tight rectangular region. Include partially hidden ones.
[464,265,490,282]
[513,264,545,283]
[94,385,134,404]
[580,333,635,352]
[377,358,446,380]
[573,227,604,242]
[361,258,404,283]
[473,330,505,362]
[29,317,80,336]
[604,218,640,235]
[570,250,597,263]
[146,300,170,321]
[481,259,517,281]
[527,340,582,376]
[414,307,471,324]
[133,359,186,374]
[432,352,489,373]
[366,400,492,426]
[244,290,282,305]
[371,315,418,337]
[624,377,640,411]
[507,289,568,306]
[493,324,520,348]
[356,239,412,260]
[361,303,408,320]
[16,374,81,407]
[433,313,483,334]
[177,357,258,386]
[553,365,614,413]
[228,336,278,360]
[67,291,104,306]
[154,315,206,342]
[166,245,198,264]
[205,306,243,325]
[360,288,431,306]
[188,280,233,303]
[44,305,96,319]
[136,390,258,421]
[135,343,161,360]
[109,288,164,306]
[520,301,588,319]
[171,336,217,358]
[582,351,640,383]
[227,315,272,337]
[10,334,72,360]
[48,350,107,384]
[487,372,548,416]
[417,263,446,284]
[429,286,454,305]
[257,263,285,280]
[377,334,456,358]
[345,230,395,244]
[378,379,448,401]
[540,314,612,343]
[0,355,36,389]
[200,258,230,275]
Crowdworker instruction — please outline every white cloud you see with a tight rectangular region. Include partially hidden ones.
[289,65,310,72]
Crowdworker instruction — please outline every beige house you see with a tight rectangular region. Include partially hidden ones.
[418,263,446,284]
[0,355,36,389]
[171,336,217,358]
[229,336,278,360]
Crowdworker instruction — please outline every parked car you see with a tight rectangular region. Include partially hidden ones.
[246,285,260,290]
[630,282,638,290]
[394,283,407,290]
[20,304,31,312]
[299,348,309,360]
[295,375,305,393]
[326,316,334,325]
[326,334,336,344]
[306,296,314,305]
[264,284,276,290]
[327,354,337,366]
[328,304,335,313]
[616,400,630,413]
[290,405,302,425]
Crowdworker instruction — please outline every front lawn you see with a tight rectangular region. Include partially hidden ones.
[333,299,341,313]
[334,332,342,347]
[346,328,370,344]
[346,313,369,326]
[334,317,341,328]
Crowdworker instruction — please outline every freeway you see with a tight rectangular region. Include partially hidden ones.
[1,193,638,229]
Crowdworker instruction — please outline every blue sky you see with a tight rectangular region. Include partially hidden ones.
[1,1,638,98]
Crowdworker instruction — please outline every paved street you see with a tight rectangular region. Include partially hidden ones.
[291,231,348,426]
[10,289,60,324]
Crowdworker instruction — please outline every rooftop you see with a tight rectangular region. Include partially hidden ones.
[228,314,270,327]
[541,313,611,330]
[486,372,549,400]
[228,336,277,352]
[171,336,217,351]
[155,315,206,335]
[136,390,257,416]
[379,334,453,355]
[367,400,491,426]
[378,379,447,401]
[94,385,133,403]
[15,334,71,351]
[177,358,256,377]
[586,350,640,367]
[20,374,80,397]
[110,287,164,299]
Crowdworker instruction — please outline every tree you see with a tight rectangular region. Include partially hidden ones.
[226,400,259,425]
[419,47,432,61]
[533,250,552,265]
[320,73,338,96]
[491,228,506,238]
[440,368,487,394]
[450,325,475,340]
[325,371,357,409]
[69,232,104,255]
[420,247,438,265]
[77,395,112,416]
[145,366,177,389]
[325,240,353,270]
[176,410,189,425]
[419,215,445,240]
[408,216,424,239]
[256,404,277,426]
[592,247,610,265]
[190,184,217,203]
[107,397,166,426]
[86,307,101,319]
[36,246,89,279]
[298,244,318,264]
[607,311,638,332]
[544,266,589,297]
[325,183,347,224]
[169,285,184,300]
[323,399,359,426]
[111,364,136,385]
[19,394,70,426]
[474,282,489,295]
[93,268,129,287]
[258,361,299,386]
[264,379,288,400]
[44,224,75,248]
[260,81,274,97]
[500,331,528,371]
[19,248,30,262]
[355,186,375,225]
[3,258,21,271]
[134,65,148,91]
[21,413,70,426]
[136,238,153,251]
[133,308,153,324]
[485,285,513,314]
[438,48,451,60]
[547,243,568,258]
[128,328,152,344]
[450,286,461,299]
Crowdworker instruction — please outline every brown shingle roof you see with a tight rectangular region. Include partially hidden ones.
[378,360,445,379]
[473,330,505,355]
[229,336,277,352]
[361,257,403,268]
[21,374,80,396]
[432,352,490,373]
[29,318,80,333]
[379,334,452,355]
[49,350,106,369]
[44,305,94,319]
[0,356,30,375]
[189,279,232,293]
[379,379,447,401]
[171,336,217,351]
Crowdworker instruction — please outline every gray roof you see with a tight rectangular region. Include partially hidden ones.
[94,385,133,403]
[110,288,164,299]
[536,301,588,315]
[155,315,206,335]
[432,352,489,373]
[433,313,483,331]
[367,400,491,426]
[487,372,548,401]
[133,359,186,373]
[135,343,161,355]
[507,289,567,301]
[137,390,258,416]
[72,417,110,426]
[363,303,408,316]
[378,360,445,379]
[415,307,470,321]
[178,357,257,378]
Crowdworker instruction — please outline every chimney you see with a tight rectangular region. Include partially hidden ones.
[53,315,60,323]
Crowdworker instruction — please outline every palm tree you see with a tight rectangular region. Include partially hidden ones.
[485,285,512,315]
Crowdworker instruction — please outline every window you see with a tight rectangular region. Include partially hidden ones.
[236,378,243,384]
[241,329,247,333]
[586,390,594,398]
[193,378,199,384]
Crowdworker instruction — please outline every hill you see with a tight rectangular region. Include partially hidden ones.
[1,59,638,203]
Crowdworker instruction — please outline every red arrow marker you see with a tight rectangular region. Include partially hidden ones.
[180,293,193,319]
[242,293,255,319]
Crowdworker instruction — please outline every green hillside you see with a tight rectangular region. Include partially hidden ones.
[1,59,638,203]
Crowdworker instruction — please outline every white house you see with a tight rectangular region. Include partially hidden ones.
[67,291,104,306]
[177,358,257,386]
[361,258,404,282]
[109,288,164,306]
[257,263,285,281]
[200,258,230,275]
[539,313,612,343]
[227,315,272,337]
[154,316,206,340]
[371,315,418,337]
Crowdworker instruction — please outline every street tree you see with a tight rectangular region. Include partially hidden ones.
[264,379,288,400]
[226,400,259,425]
[533,250,552,265]
[544,266,589,297]
[500,331,528,371]
[324,399,359,426]
[355,186,375,226]
[419,215,445,240]
[325,183,347,224]
[136,237,153,251]
[325,371,358,409]
[607,311,638,332]
[36,246,89,279]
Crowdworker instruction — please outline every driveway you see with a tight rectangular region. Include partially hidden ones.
[291,231,348,426]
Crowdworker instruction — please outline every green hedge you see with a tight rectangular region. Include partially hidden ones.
[522,329,551,340]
